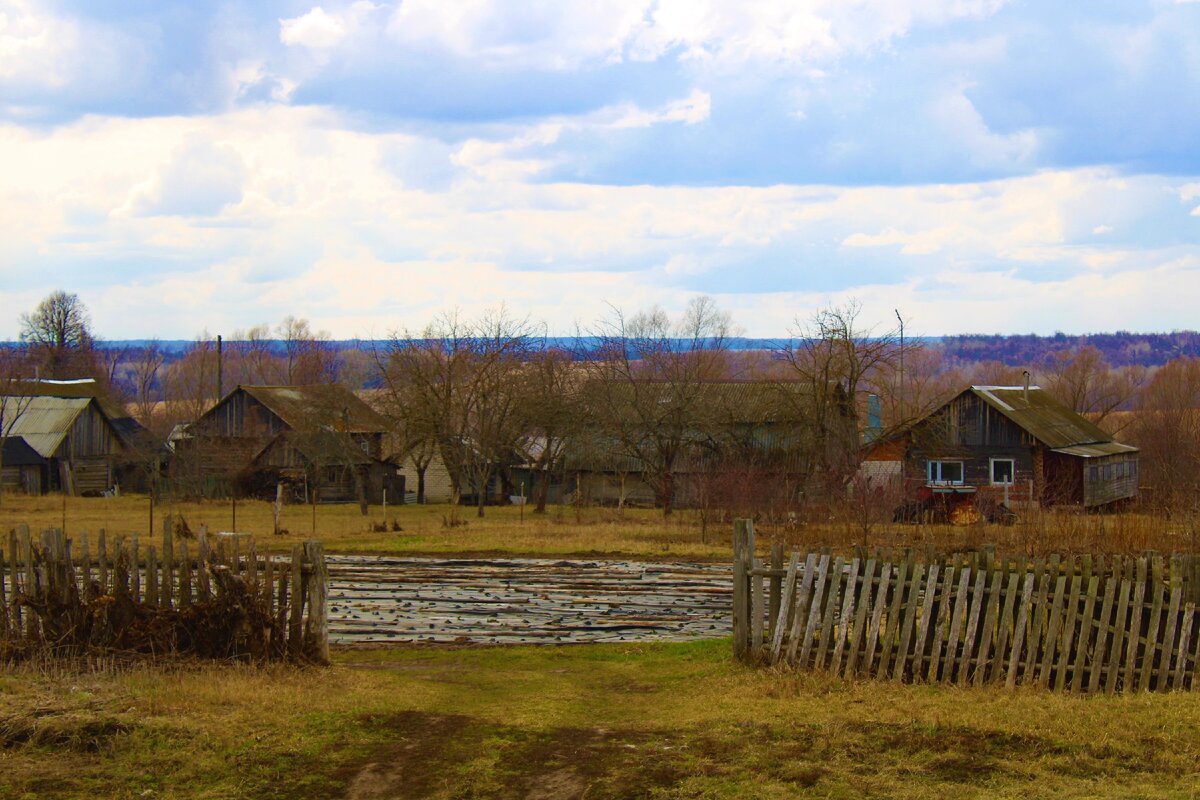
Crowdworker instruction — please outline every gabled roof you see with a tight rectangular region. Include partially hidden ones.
[966,385,1138,453]
[0,396,92,457]
[1,436,46,466]
[230,385,387,433]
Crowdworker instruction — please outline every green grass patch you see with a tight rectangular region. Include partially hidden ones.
[3,640,1200,798]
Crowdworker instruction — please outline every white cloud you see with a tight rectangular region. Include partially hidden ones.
[127,136,249,217]
[0,107,1196,339]
[280,3,380,50]
[612,89,711,128]
[931,85,1040,169]
[383,0,1010,70]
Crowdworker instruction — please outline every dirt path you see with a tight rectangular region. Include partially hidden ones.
[328,556,732,645]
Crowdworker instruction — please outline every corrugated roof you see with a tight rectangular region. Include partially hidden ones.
[1050,442,1139,458]
[237,385,388,433]
[969,386,1136,451]
[0,396,90,457]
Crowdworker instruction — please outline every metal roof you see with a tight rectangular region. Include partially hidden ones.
[232,385,388,433]
[968,386,1136,451]
[1050,442,1139,458]
[0,396,91,457]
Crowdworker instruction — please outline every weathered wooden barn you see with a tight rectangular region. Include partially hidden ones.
[1,436,46,495]
[0,395,126,495]
[182,385,401,503]
[866,384,1139,510]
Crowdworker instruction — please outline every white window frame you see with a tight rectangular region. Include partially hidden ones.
[990,458,1015,486]
[926,460,965,485]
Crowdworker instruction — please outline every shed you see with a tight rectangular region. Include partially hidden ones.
[1,436,47,495]
[0,395,125,495]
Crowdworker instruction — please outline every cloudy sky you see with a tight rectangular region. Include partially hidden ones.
[1,0,1198,340]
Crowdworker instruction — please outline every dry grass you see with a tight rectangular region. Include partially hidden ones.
[3,492,1200,562]
[3,640,1200,798]
[0,492,734,560]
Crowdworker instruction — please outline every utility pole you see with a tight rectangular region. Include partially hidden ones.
[216,334,223,400]
[895,309,905,420]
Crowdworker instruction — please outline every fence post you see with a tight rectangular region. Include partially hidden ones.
[303,540,329,664]
[732,519,755,661]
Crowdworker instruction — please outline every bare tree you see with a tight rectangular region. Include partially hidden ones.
[20,290,97,379]
[775,301,900,499]
[583,296,737,515]
[277,316,338,385]
[521,345,578,513]
[383,309,533,517]
[1129,357,1200,516]
[128,341,166,430]
[1038,345,1144,422]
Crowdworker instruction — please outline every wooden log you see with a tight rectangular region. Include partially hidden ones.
[769,550,800,664]
[302,540,329,663]
[832,558,861,675]
[1172,603,1195,691]
[845,558,877,677]
[959,569,988,686]
[288,543,304,658]
[912,563,940,682]
[798,554,832,669]
[784,553,819,665]
[864,563,893,677]
[815,556,846,671]
[893,563,925,682]
[1006,573,1037,689]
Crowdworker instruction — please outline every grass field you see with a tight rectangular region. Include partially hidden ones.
[3,640,1200,799]
[3,492,1197,563]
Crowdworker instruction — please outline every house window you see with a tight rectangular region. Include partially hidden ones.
[927,460,964,484]
[990,458,1015,485]
[1089,466,1099,483]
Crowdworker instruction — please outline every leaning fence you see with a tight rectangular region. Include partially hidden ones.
[732,520,1200,692]
[1,519,329,663]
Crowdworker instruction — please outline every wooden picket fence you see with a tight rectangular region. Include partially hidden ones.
[0,518,329,664]
[732,520,1200,692]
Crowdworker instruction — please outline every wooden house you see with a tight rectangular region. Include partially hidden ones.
[0,395,125,495]
[866,383,1139,511]
[182,385,400,503]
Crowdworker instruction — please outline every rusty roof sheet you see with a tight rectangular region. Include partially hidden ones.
[969,386,1132,450]
[0,396,91,457]
[237,385,388,433]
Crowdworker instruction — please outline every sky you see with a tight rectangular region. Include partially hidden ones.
[1,1,1199,340]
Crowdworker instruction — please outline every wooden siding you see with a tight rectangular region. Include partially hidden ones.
[1083,455,1139,507]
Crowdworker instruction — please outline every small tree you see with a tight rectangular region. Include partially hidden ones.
[20,290,97,380]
